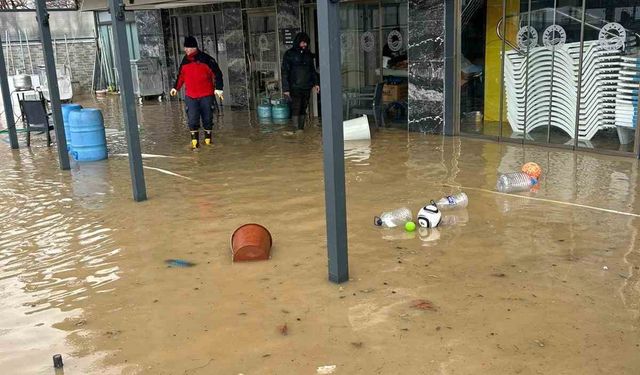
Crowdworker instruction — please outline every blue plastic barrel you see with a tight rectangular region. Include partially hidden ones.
[69,108,108,162]
[61,104,82,151]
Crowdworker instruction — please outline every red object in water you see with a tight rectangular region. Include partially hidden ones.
[231,224,272,262]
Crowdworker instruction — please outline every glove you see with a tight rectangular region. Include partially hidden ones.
[215,90,224,100]
[170,88,177,97]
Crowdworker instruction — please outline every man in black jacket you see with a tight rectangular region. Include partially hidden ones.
[281,32,320,131]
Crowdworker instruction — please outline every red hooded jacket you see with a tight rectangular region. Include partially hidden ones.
[174,50,223,99]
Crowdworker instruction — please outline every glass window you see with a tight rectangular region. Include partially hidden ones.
[339,1,408,127]
[460,0,639,154]
[578,0,639,152]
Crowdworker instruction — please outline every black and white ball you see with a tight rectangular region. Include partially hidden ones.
[417,201,442,228]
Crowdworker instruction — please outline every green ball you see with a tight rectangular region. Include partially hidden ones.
[404,221,416,232]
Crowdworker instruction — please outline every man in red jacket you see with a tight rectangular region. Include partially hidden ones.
[170,36,224,149]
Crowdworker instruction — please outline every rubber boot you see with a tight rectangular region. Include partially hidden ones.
[291,116,299,131]
[204,131,212,146]
[297,115,305,131]
[190,131,200,149]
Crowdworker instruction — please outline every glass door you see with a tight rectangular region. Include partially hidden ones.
[525,0,582,148]
[460,0,491,136]
[96,11,140,92]
[171,12,228,104]
[381,0,409,126]
[247,9,279,109]
[577,0,639,153]
[340,1,381,120]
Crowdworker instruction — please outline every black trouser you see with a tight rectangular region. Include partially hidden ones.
[290,89,311,130]
[185,95,214,131]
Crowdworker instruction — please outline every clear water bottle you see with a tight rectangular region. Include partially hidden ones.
[374,207,413,228]
[496,172,538,193]
[435,192,469,210]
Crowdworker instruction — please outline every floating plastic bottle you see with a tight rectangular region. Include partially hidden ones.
[435,192,469,210]
[374,207,413,228]
[496,172,538,193]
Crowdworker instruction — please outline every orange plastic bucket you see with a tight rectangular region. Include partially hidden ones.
[231,224,272,262]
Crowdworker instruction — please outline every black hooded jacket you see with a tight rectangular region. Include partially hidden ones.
[281,32,319,92]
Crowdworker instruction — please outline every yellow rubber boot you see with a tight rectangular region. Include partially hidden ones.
[190,131,200,149]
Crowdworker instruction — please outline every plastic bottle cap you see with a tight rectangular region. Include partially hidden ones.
[374,216,383,226]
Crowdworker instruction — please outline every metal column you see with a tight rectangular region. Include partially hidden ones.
[443,0,458,136]
[0,34,19,149]
[35,0,70,170]
[108,0,147,202]
[317,0,349,283]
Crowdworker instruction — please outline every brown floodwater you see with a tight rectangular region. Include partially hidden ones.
[1,96,639,374]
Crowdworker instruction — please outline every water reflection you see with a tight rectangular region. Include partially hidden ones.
[381,229,416,241]
[0,145,121,372]
[344,140,371,165]
[417,227,441,246]
[440,209,469,226]
[71,161,113,210]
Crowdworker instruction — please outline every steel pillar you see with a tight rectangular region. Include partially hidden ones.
[35,0,70,170]
[317,0,349,283]
[108,0,147,202]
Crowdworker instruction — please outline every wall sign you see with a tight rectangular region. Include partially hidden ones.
[361,31,375,53]
[282,28,296,46]
[341,32,354,50]
[387,29,403,52]
[517,26,538,50]
[259,34,270,51]
[542,25,567,49]
[599,22,626,51]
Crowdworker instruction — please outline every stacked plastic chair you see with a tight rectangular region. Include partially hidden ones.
[504,40,626,141]
[569,40,620,140]
[504,45,577,137]
[615,56,639,129]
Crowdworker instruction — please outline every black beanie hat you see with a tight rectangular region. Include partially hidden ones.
[184,36,198,48]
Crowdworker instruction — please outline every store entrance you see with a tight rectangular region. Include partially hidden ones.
[302,0,409,127]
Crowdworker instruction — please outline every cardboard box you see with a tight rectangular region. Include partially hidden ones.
[382,84,408,102]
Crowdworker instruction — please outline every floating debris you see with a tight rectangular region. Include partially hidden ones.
[278,323,288,336]
[410,299,437,311]
[317,365,337,374]
[165,259,195,268]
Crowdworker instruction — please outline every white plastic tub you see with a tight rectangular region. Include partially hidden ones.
[343,115,371,141]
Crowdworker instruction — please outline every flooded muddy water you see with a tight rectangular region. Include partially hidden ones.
[1,96,639,374]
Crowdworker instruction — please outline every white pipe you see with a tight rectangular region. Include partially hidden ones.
[143,166,195,181]
[443,184,640,218]
[17,30,25,73]
[64,34,72,81]
[24,31,34,75]
[6,30,14,75]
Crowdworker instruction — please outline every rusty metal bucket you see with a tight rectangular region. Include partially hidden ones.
[231,224,272,262]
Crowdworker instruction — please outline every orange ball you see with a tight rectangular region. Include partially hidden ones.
[522,162,542,179]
